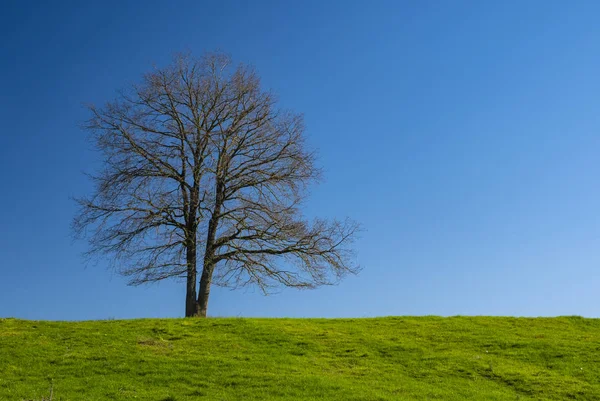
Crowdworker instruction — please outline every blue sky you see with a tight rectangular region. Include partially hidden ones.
[1,0,600,320]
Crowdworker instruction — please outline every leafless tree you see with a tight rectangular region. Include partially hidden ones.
[73,52,360,317]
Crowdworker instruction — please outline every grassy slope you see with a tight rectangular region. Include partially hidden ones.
[1,317,599,400]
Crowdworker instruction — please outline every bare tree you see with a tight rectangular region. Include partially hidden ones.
[73,53,360,317]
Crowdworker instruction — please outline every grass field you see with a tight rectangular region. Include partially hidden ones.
[1,316,599,400]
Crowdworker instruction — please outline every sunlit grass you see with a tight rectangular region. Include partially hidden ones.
[1,316,599,400]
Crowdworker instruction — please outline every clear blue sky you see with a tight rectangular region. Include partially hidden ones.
[2,0,600,320]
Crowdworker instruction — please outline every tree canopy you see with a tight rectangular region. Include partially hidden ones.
[74,53,360,317]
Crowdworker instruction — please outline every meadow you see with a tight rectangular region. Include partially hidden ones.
[1,316,599,400]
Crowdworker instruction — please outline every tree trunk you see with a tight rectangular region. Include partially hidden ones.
[184,239,199,317]
[197,214,219,317]
[196,179,223,317]
[197,262,214,318]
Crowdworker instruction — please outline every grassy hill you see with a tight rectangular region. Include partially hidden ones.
[1,316,599,400]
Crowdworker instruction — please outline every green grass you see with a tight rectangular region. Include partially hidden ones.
[1,316,599,400]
